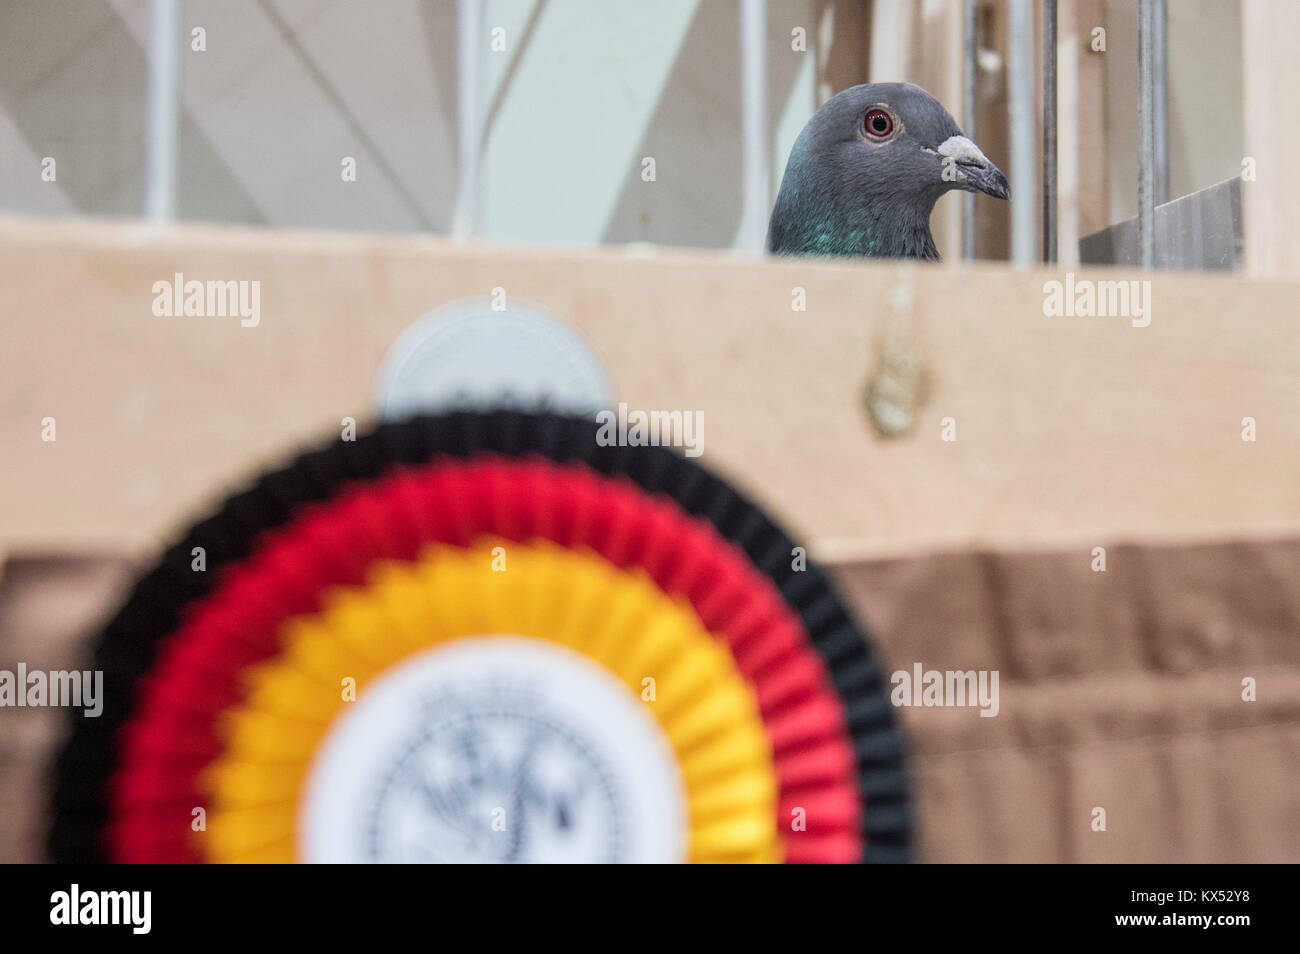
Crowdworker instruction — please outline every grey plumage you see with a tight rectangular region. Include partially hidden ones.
[767,82,1009,260]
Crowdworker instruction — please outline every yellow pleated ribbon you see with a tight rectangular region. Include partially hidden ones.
[198,540,781,863]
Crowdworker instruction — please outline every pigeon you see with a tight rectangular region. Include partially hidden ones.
[767,82,1009,260]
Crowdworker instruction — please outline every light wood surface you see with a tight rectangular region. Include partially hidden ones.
[1,215,1297,562]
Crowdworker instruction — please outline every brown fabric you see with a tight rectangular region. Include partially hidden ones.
[2,542,1297,863]
[0,556,139,864]
[835,541,1300,862]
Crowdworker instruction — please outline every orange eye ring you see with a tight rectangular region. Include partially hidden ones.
[864,108,894,140]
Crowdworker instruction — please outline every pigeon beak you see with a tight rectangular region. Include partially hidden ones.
[937,135,1010,199]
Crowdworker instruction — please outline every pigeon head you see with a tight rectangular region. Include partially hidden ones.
[767,82,1009,260]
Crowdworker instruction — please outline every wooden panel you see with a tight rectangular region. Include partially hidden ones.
[1072,0,1110,239]
[1241,0,1300,278]
[817,0,870,104]
[1,216,1297,561]
[975,0,1012,260]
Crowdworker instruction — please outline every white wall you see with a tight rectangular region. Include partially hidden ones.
[0,0,822,249]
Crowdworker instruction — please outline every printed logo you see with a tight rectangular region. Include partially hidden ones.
[366,698,626,863]
[301,638,685,863]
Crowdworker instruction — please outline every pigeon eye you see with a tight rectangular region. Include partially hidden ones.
[864,108,894,140]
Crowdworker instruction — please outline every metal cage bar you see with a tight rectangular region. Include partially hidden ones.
[1041,0,1057,264]
[739,0,770,254]
[144,0,179,221]
[963,0,979,260]
[1137,0,1156,266]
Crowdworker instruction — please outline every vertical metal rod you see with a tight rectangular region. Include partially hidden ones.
[962,0,978,260]
[144,0,179,221]
[1137,0,1156,267]
[454,0,484,240]
[740,0,769,254]
[1041,0,1057,263]
[1152,0,1169,206]
[1007,0,1035,265]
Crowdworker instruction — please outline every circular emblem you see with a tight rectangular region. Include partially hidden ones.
[375,298,613,419]
[299,637,685,863]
